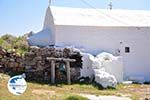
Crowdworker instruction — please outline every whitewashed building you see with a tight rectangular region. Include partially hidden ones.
[28,6,150,82]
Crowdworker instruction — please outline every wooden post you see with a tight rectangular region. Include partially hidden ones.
[66,61,71,84]
[51,60,55,84]
[47,57,75,85]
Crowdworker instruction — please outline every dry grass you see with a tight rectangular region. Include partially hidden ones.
[0,73,150,100]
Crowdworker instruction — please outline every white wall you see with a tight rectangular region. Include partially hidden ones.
[55,25,150,81]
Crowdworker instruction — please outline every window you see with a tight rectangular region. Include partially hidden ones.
[125,47,130,53]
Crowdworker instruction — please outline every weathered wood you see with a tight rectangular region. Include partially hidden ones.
[66,61,71,84]
[51,60,55,84]
[47,57,76,62]
[48,57,75,84]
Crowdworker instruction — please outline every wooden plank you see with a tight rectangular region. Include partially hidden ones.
[66,61,71,84]
[47,57,76,62]
[51,60,55,84]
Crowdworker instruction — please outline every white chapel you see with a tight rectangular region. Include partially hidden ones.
[28,2,150,82]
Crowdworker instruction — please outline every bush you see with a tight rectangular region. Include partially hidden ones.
[65,95,89,100]
[0,34,29,55]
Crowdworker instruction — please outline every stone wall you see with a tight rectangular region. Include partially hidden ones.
[0,47,23,72]
[24,46,82,83]
[0,46,82,83]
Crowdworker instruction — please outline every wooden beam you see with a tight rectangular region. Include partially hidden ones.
[66,61,71,84]
[47,57,75,84]
[51,60,55,84]
[47,57,76,62]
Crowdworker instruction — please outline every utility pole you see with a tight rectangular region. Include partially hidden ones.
[49,0,51,6]
[109,2,113,10]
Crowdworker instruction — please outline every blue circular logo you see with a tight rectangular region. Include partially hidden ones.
[7,75,27,95]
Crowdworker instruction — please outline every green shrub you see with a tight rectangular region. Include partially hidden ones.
[65,95,89,100]
[0,34,29,55]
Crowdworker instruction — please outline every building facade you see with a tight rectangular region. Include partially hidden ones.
[28,6,150,82]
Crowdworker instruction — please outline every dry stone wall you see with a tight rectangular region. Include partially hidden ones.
[0,46,82,83]
[0,47,23,72]
[24,46,82,83]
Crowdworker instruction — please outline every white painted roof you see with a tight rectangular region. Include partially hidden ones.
[50,6,150,27]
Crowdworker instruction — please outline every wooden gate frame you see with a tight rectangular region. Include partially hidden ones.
[47,57,76,84]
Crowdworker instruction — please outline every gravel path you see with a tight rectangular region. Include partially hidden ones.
[80,94,131,100]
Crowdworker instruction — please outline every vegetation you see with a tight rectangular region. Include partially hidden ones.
[0,34,29,55]
[65,95,89,100]
[0,73,145,100]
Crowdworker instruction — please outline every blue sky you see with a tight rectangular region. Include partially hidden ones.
[0,0,150,36]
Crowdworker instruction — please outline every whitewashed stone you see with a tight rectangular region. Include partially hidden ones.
[94,69,117,88]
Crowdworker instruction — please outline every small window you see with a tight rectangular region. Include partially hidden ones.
[125,47,130,53]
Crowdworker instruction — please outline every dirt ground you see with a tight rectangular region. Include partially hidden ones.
[80,94,131,100]
[118,84,150,100]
